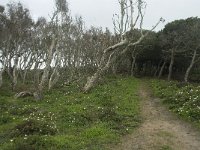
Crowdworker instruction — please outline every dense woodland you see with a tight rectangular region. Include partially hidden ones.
[0,0,199,99]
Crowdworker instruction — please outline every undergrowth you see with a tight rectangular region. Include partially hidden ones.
[151,80,200,127]
[0,76,140,150]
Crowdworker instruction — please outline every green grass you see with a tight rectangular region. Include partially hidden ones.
[151,79,200,128]
[0,76,141,150]
[159,145,173,150]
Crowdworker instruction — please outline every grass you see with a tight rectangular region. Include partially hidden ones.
[151,79,200,128]
[0,76,141,150]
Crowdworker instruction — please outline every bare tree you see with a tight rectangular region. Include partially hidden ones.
[83,0,163,92]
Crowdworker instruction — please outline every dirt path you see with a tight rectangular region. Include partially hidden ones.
[112,82,200,150]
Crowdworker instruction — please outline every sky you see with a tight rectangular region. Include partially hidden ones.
[1,0,200,32]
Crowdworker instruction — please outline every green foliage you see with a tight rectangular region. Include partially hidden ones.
[0,77,140,149]
[152,80,200,126]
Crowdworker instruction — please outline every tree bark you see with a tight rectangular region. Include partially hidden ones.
[83,51,116,92]
[0,58,5,88]
[184,50,197,83]
[158,60,166,79]
[0,70,3,87]
[83,35,152,92]
[131,52,137,76]
[38,38,56,94]
[83,17,162,92]
[48,68,60,90]
[168,49,175,81]
[48,50,61,90]
[154,60,162,77]
[12,56,19,91]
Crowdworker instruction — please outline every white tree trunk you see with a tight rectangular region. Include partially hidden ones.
[48,50,61,90]
[83,51,116,92]
[12,56,19,90]
[0,58,5,88]
[83,1,163,92]
[184,50,197,82]
[38,38,56,93]
[158,61,166,79]
[168,49,175,81]
[0,70,3,87]
[131,53,137,76]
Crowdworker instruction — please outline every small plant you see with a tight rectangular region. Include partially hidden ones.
[0,114,13,125]
[12,119,57,136]
[152,80,200,125]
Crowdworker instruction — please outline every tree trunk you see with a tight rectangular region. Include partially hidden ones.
[48,52,61,90]
[12,56,19,91]
[83,37,146,92]
[23,69,28,84]
[83,17,162,92]
[154,60,162,77]
[168,49,175,81]
[158,60,166,79]
[48,41,61,90]
[33,61,40,87]
[184,50,197,83]
[38,38,56,95]
[112,63,118,75]
[83,51,115,92]
[48,68,60,90]
[0,70,3,87]
[131,53,137,76]
[0,60,5,88]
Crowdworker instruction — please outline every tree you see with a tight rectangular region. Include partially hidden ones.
[5,2,33,90]
[183,18,200,82]
[83,0,163,92]
[0,5,6,87]
[162,19,188,80]
[161,17,200,81]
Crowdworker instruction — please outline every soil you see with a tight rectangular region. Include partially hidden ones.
[112,82,200,150]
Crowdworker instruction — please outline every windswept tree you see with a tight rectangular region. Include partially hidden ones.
[83,0,164,92]
[1,2,33,90]
[37,0,71,96]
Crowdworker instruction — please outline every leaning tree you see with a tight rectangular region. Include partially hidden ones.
[83,0,164,92]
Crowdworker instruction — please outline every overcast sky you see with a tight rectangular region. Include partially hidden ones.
[1,0,200,31]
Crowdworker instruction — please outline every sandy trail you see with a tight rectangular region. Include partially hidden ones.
[112,83,200,150]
